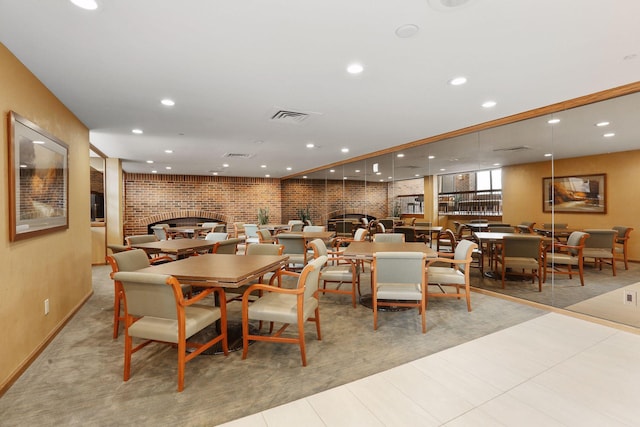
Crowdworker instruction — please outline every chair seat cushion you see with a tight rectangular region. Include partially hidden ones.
[498,256,539,270]
[583,248,614,259]
[128,304,220,343]
[546,253,579,265]
[320,265,356,282]
[427,266,465,285]
[376,282,423,300]
[248,293,318,324]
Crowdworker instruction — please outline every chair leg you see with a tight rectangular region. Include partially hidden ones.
[177,339,186,392]
[314,307,322,340]
[123,333,132,382]
[298,316,307,367]
[113,291,122,339]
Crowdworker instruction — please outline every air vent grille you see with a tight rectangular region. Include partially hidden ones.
[223,153,254,159]
[493,146,531,152]
[270,110,310,124]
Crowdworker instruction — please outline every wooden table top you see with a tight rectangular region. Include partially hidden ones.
[343,241,437,259]
[136,253,288,288]
[130,239,215,255]
[285,231,336,240]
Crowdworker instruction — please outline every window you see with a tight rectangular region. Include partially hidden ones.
[438,169,502,215]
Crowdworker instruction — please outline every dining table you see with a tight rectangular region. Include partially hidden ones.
[288,230,336,242]
[137,253,289,353]
[167,225,211,239]
[129,238,216,258]
[473,232,548,279]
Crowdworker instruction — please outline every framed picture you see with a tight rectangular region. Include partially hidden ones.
[542,174,606,214]
[8,111,69,241]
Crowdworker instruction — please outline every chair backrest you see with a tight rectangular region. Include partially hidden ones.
[543,223,568,229]
[113,272,179,319]
[502,236,542,259]
[376,222,386,233]
[244,224,259,238]
[612,226,633,244]
[453,239,478,272]
[246,243,284,256]
[566,231,590,256]
[213,224,227,232]
[378,219,394,230]
[151,225,169,241]
[125,234,158,245]
[414,221,432,227]
[584,229,617,249]
[303,225,325,232]
[470,219,488,223]
[517,224,533,234]
[308,238,328,259]
[335,221,354,236]
[256,229,274,243]
[276,233,307,254]
[107,244,130,254]
[299,256,327,300]
[201,222,219,229]
[288,219,304,226]
[212,238,242,254]
[394,227,418,242]
[373,233,405,243]
[204,232,229,242]
[353,228,369,241]
[436,229,457,252]
[488,226,515,233]
[373,252,425,285]
[290,223,304,232]
[107,248,151,272]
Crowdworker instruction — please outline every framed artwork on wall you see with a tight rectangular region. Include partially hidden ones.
[8,111,69,241]
[542,174,606,214]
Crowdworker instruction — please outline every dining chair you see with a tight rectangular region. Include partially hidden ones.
[394,226,429,244]
[275,233,308,270]
[241,255,326,366]
[232,222,245,238]
[612,226,634,270]
[495,235,544,291]
[372,233,405,243]
[543,231,590,286]
[256,228,275,244]
[212,238,242,254]
[243,224,260,244]
[151,224,170,241]
[334,221,354,238]
[106,249,191,338]
[371,251,428,333]
[435,228,457,255]
[308,238,360,308]
[583,229,618,276]
[198,222,219,238]
[226,243,285,303]
[204,232,229,243]
[125,234,175,263]
[112,271,228,392]
[303,225,326,232]
[426,239,478,311]
[289,222,304,232]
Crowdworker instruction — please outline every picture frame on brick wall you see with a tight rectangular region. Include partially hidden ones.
[8,111,69,241]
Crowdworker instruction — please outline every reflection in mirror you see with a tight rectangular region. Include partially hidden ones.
[89,149,105,221]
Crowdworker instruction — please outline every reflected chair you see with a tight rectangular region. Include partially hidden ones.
[227,243,284,303]
[373,233,405,243]
[308,239,359,308]
[517,222,536,234]
[256,228,275,244]
[378,219,394,231]
[394,226,429,244]
[543,231,590,286]
[290,222,304,232]
[106,249,191,339]
[275,233,308,270]
[495,235,543,291]
[583,229,618,276]
[543,223,568,229]
[426,239,477,311]
[212,238,242,254]
[112,271,228,392]
[435,228,457,255]
[303,225,326,232]
[371,252,428,333]
[612,226,634,270]
[334,221,354,238]
[241,256,326,366]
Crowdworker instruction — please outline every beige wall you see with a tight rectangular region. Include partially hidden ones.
[0,44,92,391]
[503,149,640,261]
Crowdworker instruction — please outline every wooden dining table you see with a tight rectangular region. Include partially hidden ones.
[473,232,548,278]
[343,241,437,260]
[287,230,336,242]
[167,225,211,239]
[129,238,216,258]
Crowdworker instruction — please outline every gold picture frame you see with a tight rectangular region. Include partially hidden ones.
[8,111,69,241]
[542,174,606,214]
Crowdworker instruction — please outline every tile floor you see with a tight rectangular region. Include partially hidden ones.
[220,312,640,426]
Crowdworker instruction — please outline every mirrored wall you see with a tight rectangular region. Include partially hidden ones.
[283,85,640,327]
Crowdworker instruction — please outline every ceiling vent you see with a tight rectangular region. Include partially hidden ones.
[493,146,531,152]
[223,152,254,159]
[270,109,311,124]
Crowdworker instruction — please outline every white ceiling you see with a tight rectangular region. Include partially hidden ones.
[1,0,639,178]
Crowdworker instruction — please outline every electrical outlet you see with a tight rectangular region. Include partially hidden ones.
[44,299,50,315]
[623,290,637,306]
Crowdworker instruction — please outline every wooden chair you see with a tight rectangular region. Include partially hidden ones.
[426,239,478,312]
[393,226,429,244]
[372,251,428,333]
[543,231,590,286]
[241,256,326,366]
[275,233,308,271]
[435,228,457,255]
[212,238,242,254]
[372,233,405,243]
[495,235,544,291]
[308,238,359,308]
[112,271,228,392]
[612,226,634,270]
[583,229,618,276]
[256,228,275,244]
[226,243,284,303]
[125,234,174,263]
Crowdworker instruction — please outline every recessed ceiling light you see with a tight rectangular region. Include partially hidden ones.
[547,118,560,124]
[160,99,175,106]
[343,177,348,180]
[286,167,292,171]
[306,143,315,148]
[397,153,405,158]
[355,169,360,173]
[439,168,446,171]
[482,100,497,108]
[261,164,267,168]
[265,174,270,178]
[379,179,384,182]
[603,132,615,138]
[165,166,172,170]
[347,63,364,74]
[151,170,157,174]
[395,24,419,38]
[493,163,501,166]
[146,160,154,164]
[544,153,553,157]
[330,169,335,173]
[19,164,27,168]
[164,149,173,154]
[387,176,392,179]
[70,0,98,10]
[375,172,381,175]
[212,172,218,176]
[33,140,45,144]
[414,174,421,177]
[595,121,610,127]
[428,155,435,160]
[341,148,349,153]
[132,129,143,134]
[222,163,229,168]
[303,176,308,179]
[448,76,467,86]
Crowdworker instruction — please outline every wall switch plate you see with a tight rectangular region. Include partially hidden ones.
[623,290,637,306]
[44,299,50,315]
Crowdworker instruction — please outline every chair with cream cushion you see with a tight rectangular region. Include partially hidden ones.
[256,228,275,244]
[308,239,359,308]
[211,237,242,254]
[495,235,543,291]
[112,271,228,392]
[303,225,326,232]
[226,243,285,303]
[426,239,477,312]
[543,231,590,286]
[371,251,428,333]
[583,229,618,276]
[373,233,405,243]
[204,232,229,243]
[612,226,634,270]
[275,233,308,270]
[243,224,260,244]
[241,256,326,366]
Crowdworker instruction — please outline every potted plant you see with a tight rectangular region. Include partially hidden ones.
[257,207,270,225]
[297,206,311,224]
